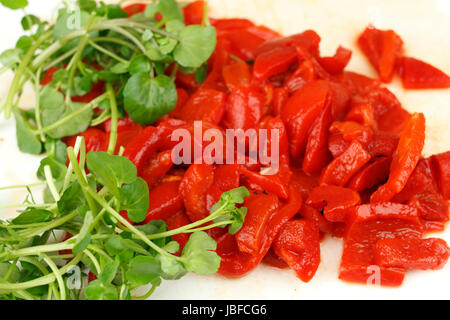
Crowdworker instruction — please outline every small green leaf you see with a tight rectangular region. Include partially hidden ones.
[174,25,216,68]
[85,279,118,300]
[53,9,91,41]
[57,181,86,215]
[124,72,177,125]
[158,0,184,23]
[128,55,151,75]
[181,231,220,275]
[13,109,42,155]
[21,14,40,30]
[86,152,137,198]
[72,211,93,254]
[158,254,186,280]
[0,0,28,10]
[0,48,22,68]
[99,259,119,284]
[11,209,52,225]
[37,156,67,181]
[126,255,161,286]
[120,178,149,223]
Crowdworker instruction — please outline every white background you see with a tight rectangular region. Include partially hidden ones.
[0,0,449,299]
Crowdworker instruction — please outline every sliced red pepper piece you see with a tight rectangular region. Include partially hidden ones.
[253,46,297,82]
[347,157,392,191]
[103,116,143,153]
[263,248,288,269]
[169,88,189,118]
[317,46,352,75]
[224,86,264,130]
[253,30,321,57]
[374,238,449,270]
[397,56,450,89]
[142,181,184,223]
[290,168,319,200]
[239,167,289,199]
[338,71,380,96]
[306,185,361,222]
[182,0,206,25]
[432,151,450,199]
[273,220,320,282]
[123,126,160,173]
[345,99,375,127]
[302,104,333,174]
[271,87,289,116]
[371,113,426,203]
[339,203,423,286]
[222,59,251,92]
[329,121,373,147]
[122,3,147,17]
[64,127,107,153]
[282,80,331,158]
[357,27,403,82]
[179,164,214,222]
[235,194,280,255]
[140,150,173,189]
[366,131,399,157]
[328,133,349,158]
[179,88,226,124]
[298,204,334,234]
[283,59,315,94]
[320,141,371,187]
[165,211,191,255]
[408,194,449,223]
[201,39,231,92]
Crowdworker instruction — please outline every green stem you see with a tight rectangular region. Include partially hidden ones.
[88,40,129,64]
[0,182,46,191]
[34,67,45,141]
[17,211,78,239]
[91,36,139,52]
[41,253,66,300]
[43,165,60,202]
[106,82,118,154]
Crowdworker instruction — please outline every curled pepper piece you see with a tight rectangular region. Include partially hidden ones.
[142,181,184,223]
[64,127,107,153]
[432,151,450,199]
[347,157,392,192]
[317,46,352,75]
[329,121,373,147]
[397,57,450,89]
[253,46,297,82]
[183,0,206,25]
[273,220,321,282]
[306,185,361,222]
[224,86,264,130]
[319,140,371,187]
[298,204,334,234]
[179,89,227,125]
[239,167,290,199]
[140,150,173,189]
[339,203,423,286]
[222,59,251,92]
[370,113,426,203]
[123,126,160,173]
[253,30,321,57]
[408,194,449,225]
[374,238,449,270]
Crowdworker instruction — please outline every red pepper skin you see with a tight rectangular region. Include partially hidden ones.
[142,181,184,223]
[271,87,289,116]
[222,59,251,92]
[235,194,280,255]
[357,27,403,82]
[64,128,107,153]
[347,157,392,191]
[123,126,160,174]
[103,116,143,153]
[253,30,321,57]
[408,194,449,224]
[273,220,320,282]
[376,104,411,135]
[374,238,449,270]
[328,133,349,158]
[183,0,206,25]
[366,131,399,157]
[290,168,319,200]
[165,211,191,255]
[239,167,289,199]
[338,71,380,96]
[306,185,361,223]
[179,89,226,125]
[201,39,231,92]
[169,88,189,118]
[140,150,173,189]
[253,46,297,82]
[205,164,241,212]
[345,99,375,127]
[283,59,315,94]
[371,113,426,203]
[317,46,352,75]
[329,121,373,148]
[339,203,423,286]
[211,18,255,32]
[302,104,333,174]
[224,86,264,130]
[282,80,331,158]
[122,3,147,17]
[432,151,450,199]
[320,141,371,187]
[179,164,214,222]
[397,57,450,89]
[298,204,334,234]
[263,248,289,269]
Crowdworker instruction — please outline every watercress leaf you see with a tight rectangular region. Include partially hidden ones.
[124,72,177,125]
[144,3,159,19]
[77,0,97,12]
[157,37,178,55]
[37,156,67,181]
[0,262,20,282]
[158,0,184,23]
[194,63,208,83]
[158,254,186,280]
[21,14,40,30]
[15,35,33,52]
[164,241,180,254]
[135,220,168,236]
[165,20,184,35]
[40,87,93,139]
[99,259,119,284]
[57,181,86,215]
[142,30,154,42]
[85,279,118,300]
[11,209,52,225]
[110,62,129,74]
[53,9,91,41]
[128,55,151,75]
[86,152,137,197]
[173,25,216,68]
[228,207,247,235]
[13,109,42,155]
[0,0,28,10]
[105,4,127,19]
[44,139,67,164]
[126,255,161,286]
[0,48,22,68]
[72,211,93,254]
[181,231,220,275]
[119,178,149,223]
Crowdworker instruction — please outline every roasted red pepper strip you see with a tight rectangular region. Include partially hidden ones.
[282,80,331,158]
[366,131,399,157]
[239,167,289,199]
[374,238,449,270]
[140,150,173,189]
[182,0,206,25]
[408,194,449,224]
[397,56,450,89]
[273,220,320,282]
[64,128,107,153]
[271,87,289,116]
[371,113,426,203]
[339,203,423,286]
[329,121,373,147]
[222,59,251,92]
[122,3,147,17]
[432,151,450,199]
[165,211,191,255]
[302,104,333,174]
[320,140,371,187]
[357,27,403,82]
[253,30,321,57]
[306,185,361,223]
[317,46,352,75]
[298,204,334,234]
[235,194,280,255]
[347,157,392,191]
[224,86,264,130]
[122,126,160,174]
[253,46,297,82]
[142,181,184,223]
[179,88,226,125]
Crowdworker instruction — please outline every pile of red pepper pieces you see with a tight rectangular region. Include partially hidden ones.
[59,1,450,286]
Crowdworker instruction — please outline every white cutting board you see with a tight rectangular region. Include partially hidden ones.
[0,0,449,299]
